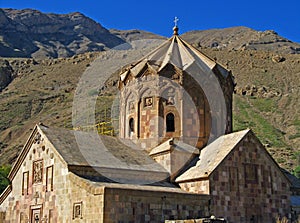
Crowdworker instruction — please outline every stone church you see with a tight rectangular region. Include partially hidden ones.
[0,25,293,223]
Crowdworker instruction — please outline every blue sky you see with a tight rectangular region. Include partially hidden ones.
[1,0,300,43]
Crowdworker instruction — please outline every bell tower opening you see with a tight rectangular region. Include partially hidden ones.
[166,113,175,132]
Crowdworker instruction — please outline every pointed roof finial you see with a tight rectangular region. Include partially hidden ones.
[173,16,179,35]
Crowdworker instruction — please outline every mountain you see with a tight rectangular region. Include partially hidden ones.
[181,26,300,54]
[0,8,125,58]
[1,9,300,60]
[109,29,165,42]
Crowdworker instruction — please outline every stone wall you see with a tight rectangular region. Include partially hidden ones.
[178,180,210,195]
[211,133,290,222]
[178,132,291,223]
[0,130,105,223]
[0,130,65,222]
[119,66,217,151]
[68,173,105,222]
[103,187,210,223]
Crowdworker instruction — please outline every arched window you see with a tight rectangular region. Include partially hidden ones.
[129,118,134,132]
[166,113,175,132]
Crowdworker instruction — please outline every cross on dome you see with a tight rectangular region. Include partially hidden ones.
[173,16,179,35]
[174,17,179,27]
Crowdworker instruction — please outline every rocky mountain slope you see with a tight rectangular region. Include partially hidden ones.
[181,26,300,54]
[109,29,165,42]
[0,8,125,58]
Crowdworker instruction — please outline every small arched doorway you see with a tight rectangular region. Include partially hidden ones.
[166,113,175,132]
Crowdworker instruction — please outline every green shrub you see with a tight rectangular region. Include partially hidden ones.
[0,165,11,193]
[294,166,300,178]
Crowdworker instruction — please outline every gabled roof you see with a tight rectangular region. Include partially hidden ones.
[176,129,292,184]
[40,125,170,184]
[119,34,233,84]
[40,125,158,167]
[176,129,250,182]
[7,125,170,185]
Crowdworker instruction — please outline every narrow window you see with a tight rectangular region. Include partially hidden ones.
[46,166,54,192]
[73,202,83,219]
[166,113,175,132]
[48,210,53,223]
[22,171,29,195]
[129,118,134,132]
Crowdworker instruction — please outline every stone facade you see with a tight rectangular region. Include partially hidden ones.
[118,35,234,151]
[0,128,105,223]
[103,186,210,223]
[177,130,291,223]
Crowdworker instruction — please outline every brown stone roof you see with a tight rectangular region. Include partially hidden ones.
[176,129,293,184]
[176,129,250,182]
[39,125,170,184]
[149,138,199,156]
[119,34,233,84]
[68,172,209,196]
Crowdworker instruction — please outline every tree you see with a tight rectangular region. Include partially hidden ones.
[0,165,11,193]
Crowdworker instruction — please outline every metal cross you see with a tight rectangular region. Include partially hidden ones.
[174,17,179,27]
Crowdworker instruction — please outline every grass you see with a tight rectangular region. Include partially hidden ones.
[248,97,276,113]
[289,119,300,140]
[233,95,286,147]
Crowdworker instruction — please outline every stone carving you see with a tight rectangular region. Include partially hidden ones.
[33,160,43,184]
[73,202,82,219]
[33,133,41,144]
[144,97,153,107]
[166,96,175,105]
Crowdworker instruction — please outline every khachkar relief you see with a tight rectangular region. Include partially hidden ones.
[33,160,43,184]
[144,97,153,107]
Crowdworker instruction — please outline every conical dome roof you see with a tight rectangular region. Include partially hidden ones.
[120,33,233,85]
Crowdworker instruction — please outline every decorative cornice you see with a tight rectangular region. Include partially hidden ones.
[8,125,38,181]
[0,184,12,205]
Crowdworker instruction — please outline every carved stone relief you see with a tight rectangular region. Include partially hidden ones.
[33,160,43,184]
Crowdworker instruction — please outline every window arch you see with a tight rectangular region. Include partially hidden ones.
[129,118,134,132]
[166,113,175,132]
